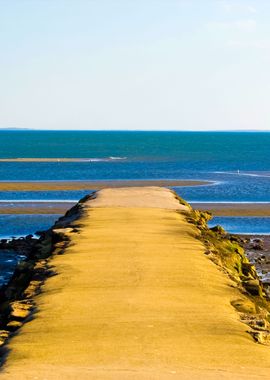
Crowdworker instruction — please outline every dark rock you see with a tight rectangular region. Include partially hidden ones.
[229,235,241,243]
[210,225,226,235]
[6,320,23,331]
[35,230,46,237]
[243,279,263,297]
[242,262,257,278]
[253,243,264,250]
[252,239,264,250]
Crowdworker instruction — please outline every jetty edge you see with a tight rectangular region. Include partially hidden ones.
[0,187,269,379]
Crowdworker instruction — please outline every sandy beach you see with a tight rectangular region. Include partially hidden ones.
[1,187,270,379]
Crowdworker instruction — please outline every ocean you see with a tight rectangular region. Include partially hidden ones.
[0,130,269,237]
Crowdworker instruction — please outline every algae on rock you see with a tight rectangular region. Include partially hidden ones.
[176,194,270,345]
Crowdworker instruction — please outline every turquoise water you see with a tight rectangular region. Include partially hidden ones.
[0,131,270,170]
[0,131,270,204]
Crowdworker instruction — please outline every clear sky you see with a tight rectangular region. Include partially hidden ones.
[0,0,269,130]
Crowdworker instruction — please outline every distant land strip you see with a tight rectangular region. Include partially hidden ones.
[0,180,210,191]
[192,202,270,216]
[0,202,72,214]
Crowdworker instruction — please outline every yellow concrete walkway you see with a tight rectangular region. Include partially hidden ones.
[1,187,270,379]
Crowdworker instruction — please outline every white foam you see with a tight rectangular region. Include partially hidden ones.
[213,171,270,178]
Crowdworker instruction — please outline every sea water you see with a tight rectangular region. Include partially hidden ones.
[0,130,270,236]
[0,214,62,239]
[208,217,270,235]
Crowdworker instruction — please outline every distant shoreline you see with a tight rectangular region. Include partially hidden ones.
[192,202,270,216]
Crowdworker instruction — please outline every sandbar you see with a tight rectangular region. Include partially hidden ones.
[192,202,270,216]
[0,179,209,191]
[0,202,72,214]
[0,158,115,162]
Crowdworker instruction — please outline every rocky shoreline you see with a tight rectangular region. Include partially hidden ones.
[0,193,269,359]
[0,194,93,356]
[178,196,270,344]
[236,235,270,297]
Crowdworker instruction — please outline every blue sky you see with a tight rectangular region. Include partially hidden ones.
[0,0,269,130]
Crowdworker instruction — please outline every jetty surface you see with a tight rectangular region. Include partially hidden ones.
[2,187,270,379]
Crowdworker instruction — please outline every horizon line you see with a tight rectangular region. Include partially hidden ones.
[1,128,270,133]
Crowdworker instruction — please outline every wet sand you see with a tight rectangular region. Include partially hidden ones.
[191,202,270,216]
[0,180,209,191]
[2,187,270,379]
[0,202,73,214]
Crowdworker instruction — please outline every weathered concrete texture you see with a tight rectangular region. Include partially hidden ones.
[1,187,270,379]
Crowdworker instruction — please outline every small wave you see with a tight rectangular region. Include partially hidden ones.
[109,156,127,160]
[81,157,127,162]
[173,180,220,187]
[81,158,105,162]
[213,171,270,178]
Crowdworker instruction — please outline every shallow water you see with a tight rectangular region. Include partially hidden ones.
[0,214,62,287]
[0,250,26,286]
[208,217,270,235]
[0,214,62,239]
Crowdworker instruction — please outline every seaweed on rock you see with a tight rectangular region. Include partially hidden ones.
[177,193,270,345]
